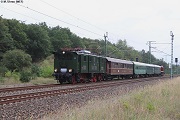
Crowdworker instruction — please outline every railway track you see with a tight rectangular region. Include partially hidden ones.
[0,75,172,94]
[0,76,169,105]
[0,84,62,93]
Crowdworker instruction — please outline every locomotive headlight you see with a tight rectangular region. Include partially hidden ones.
[69,69,72,72]
[54,69,57,72]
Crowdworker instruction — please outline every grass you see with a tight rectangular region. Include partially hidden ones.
[30,77,57,85]
[42,77,180,120]
[0,77,56,86]
[0,55,56,86]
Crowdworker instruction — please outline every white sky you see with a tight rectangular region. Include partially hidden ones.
[0,0,180,63]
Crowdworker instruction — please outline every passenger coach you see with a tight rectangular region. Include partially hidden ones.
[105,57,133,79]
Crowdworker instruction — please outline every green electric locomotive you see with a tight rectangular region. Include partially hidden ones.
[53,49,106,84]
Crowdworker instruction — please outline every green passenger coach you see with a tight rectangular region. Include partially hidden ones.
[133,61,162,77]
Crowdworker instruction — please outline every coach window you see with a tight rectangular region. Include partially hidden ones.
[127,64,129,69]
[113,63,115,68]
[115,63,118,68]
[128,65,131,69]
[120,63,123,68]
[121,64,123,68]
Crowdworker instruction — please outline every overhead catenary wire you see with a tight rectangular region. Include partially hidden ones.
[0,6,44,24]
[1,2,142,46]
[39,0,141,45]
[39,0,144,45]
[39,0,107,33]
[1,2,153,51]
[0,6,99,39]
[15,3,103,37]
[152,47,170,56]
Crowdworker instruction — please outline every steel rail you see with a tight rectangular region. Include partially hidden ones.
[0,84,62,93]
[0,76,168,105]
[0,76,169,93]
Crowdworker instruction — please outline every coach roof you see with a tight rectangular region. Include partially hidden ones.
[106,57,133,64]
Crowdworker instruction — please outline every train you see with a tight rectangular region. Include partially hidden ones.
[52,49,164,84]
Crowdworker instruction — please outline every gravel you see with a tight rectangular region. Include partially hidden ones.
[0,78,169,120]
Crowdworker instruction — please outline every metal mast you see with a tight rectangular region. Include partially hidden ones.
[104,32,108,57]
[147,41,155,64]
[170,31,174,79]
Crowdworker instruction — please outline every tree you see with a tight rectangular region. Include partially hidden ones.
[6,19,28,50]
[116,39,128,50]
[26,24,52,62]
[70,33,84,48]
[0,17,14,59]
[49,26,72,50]
[3,49,32,72]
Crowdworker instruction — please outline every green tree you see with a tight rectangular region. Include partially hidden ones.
[49,26,72,50]
[141,49,149,63]
[3,49,32,72]
[26,24,51,62]
[7,19,28,50]
[70,33,84,48]
[116,39,128,50]
[0,17,14,59]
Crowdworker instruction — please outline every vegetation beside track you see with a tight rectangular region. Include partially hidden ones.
[0,55,55,86]
[43,77,180,120]
[0,17,175,85]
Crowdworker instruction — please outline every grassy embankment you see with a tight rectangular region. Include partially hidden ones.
[43,77,180,120]
[0,55,56,86]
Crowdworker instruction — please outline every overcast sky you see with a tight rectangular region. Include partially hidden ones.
[0,0,179,64]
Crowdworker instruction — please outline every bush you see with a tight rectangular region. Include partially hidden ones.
[5,70,20,81]
[5,71,12,78]
[31,64,40,77]
[39,60,53,78]
[40,65,53,78]
[12,72,20,81]
[20,70,32,82]
[0,76,5,83]
[3,49,32,72]
[0,65,8,77]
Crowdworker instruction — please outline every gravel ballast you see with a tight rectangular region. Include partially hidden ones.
[0,79,168,120]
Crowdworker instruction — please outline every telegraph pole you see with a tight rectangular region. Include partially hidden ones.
[147,41,156,64]
[170,31,174,79]
[104,32,108,57]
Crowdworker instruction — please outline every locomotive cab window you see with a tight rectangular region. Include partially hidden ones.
[84,56,87,62]
[93,57,96,62]
[89,57,92,62]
